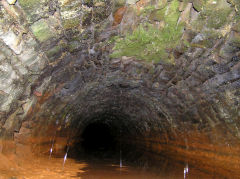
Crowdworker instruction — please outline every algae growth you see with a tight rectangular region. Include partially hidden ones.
[111,0,183,64]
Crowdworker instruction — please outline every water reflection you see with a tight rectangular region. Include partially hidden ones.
[0,149,232,179]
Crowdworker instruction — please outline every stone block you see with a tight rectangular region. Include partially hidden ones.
[30,19,55,42]
[0,31,23,54]
[19,0,48,23]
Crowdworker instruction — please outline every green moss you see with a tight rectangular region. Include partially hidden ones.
[233,19,240,32]
[192,3,233,31]
[18,0,38,8]
[192,12,206,31]
[111,23,183,64]
[231,32,240,47]
[206,8,232,29]
[111,0,183,64]
[157,0,168,9]
[227,0,240,12]
[142,5,156,17]
[149,9,164,21]
[46,46,62,59]
[114,0,126,12]
[19,0,47,22]
[166,0,180,20]
[190,30,222,49]
[31,19,54,42]
[63,18,80,30]
[192,0,206,12]
[69,41,81,52]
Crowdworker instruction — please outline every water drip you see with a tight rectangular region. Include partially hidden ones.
[184,163,189,179]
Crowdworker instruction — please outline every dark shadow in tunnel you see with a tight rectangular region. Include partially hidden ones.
[68,112,146,161]
[69,120,120,160]
[81,122,116,152]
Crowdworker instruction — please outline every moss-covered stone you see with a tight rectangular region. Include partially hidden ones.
[150,0,180,23]
[191,30,222,49]
[165,0,180,24]
[111,23,182,63]
[46,46,62,59]
[233,19,240,32]
[149,9,165,21]
[157,0,167,9]
[227,0,240,12]
[192,0,206,12]
[63,18,80,30]
[18,0,38,8]
[206,8,232,29]
[69,41,81,52]
[19,0,48,23]
[111,0,183,64]
[231,31,240,47]
[191,0,233,31]
[31,19,54,42]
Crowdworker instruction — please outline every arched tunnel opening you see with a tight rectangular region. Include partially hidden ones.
[65,109,150,161]
[0,0,239,178]
[2,81,240,178]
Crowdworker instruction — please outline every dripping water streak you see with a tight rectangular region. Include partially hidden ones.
[49,135,55,159]
[184,163,189,179]
[49,145,53,159]
[63,125,72,169]
[49,120,59,159]
[63,146,69,168]
[120,149,122,168]
[120,127,122,169]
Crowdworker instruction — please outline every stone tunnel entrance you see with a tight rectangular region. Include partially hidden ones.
[0,0,240,178]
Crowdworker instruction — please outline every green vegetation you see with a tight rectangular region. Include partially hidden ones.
[233,17,240,32]
[192,0,206,12]
[111,23,183,64]
[142,5,156,17]
[31,19,54,42]
[227,0,240,12]
[206,8,232,29]
[18,0,38,8]
[46,46,62,59]
[192,1,232,31]
[63,18,80,30]
[111,0,183,64]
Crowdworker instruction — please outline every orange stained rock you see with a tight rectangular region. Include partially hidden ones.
[1,0,18,19]
[33,90,42,97]
[27,84,65,117]
[26,106,33,116]
[38,91,52,104]
[136,0,150,12]
[113,6,127,26]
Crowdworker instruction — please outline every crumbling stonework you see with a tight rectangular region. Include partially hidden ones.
[0,0,239,176]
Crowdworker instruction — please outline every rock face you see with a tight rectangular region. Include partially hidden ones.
[0,0,239,176]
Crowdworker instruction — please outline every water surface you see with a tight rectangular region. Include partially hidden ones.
[0,151,229,179]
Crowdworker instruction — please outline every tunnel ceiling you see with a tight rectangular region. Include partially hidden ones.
[0,0,239,159]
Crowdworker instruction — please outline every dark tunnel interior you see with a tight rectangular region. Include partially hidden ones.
[81,122,117,153]
[67,113,135,160]
[0,0,239,178]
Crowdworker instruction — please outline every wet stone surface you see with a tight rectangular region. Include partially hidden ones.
[0,0,239,178]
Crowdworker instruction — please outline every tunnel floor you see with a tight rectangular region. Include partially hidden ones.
[0,124,237,179]
[0,147,230,179]
[1,115,239,178]
[0,118,239,178]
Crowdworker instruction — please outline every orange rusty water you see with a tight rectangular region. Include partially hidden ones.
[0,151,231,179]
